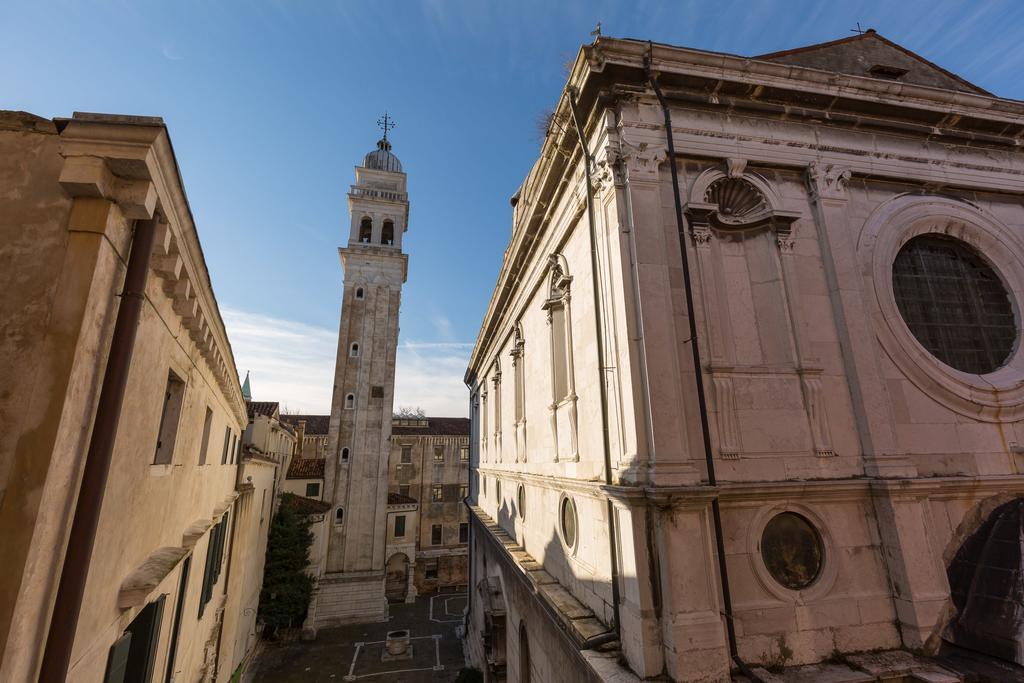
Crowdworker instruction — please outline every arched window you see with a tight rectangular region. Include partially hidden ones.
[335,508,345,525]
[359,217,372,243]
[344,393,355,410]
[350,342,360,358]
[341,447,349,462]
[355,287,364,300]
[381,219,395,245]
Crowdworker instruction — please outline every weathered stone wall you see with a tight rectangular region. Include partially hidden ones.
[388,431,470,592]
[467,35,1024,682]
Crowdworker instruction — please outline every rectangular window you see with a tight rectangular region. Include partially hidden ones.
[371,385,384,398]
[400,446,412,464]
[199,513,228,617]
[433,445,444,462]
[459,445,469,461]
[104,594,166,683]
[431,524,442,545]
[425,559,438,580]
[395,515,406,538]
[432,485,443,502]
[229,433,237,465]
[305,482,320,498]
[153,371,185,465]
[459,522,469,543]
[220,426,231,465]
[399,484,410,497]
[198,407,213,465]
[459,484,468,500]
[163,556,190,683]
[551,305,570,400]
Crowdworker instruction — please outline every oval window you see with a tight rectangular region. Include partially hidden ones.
[893,234,1015,374]
[560,497,577,549]
[760,512,823,590]
[517,485,526,521]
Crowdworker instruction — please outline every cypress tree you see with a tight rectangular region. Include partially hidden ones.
[258,495,315,636]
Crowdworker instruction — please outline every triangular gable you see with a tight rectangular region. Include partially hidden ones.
[756,30,989,96]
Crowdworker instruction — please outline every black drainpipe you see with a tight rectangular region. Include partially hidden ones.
[39,216,160,682]
[644,51,763,683]
[566,87,622,646]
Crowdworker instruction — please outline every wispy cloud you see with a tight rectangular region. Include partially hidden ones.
[223,307,468,417]
[395,340,470,416]
[161,45,184,61]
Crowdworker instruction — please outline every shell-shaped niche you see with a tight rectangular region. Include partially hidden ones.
[704,177,770,227]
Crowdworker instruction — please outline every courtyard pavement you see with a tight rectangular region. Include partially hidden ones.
[251,589,469,682]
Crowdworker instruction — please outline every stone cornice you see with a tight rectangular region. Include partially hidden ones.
[465,37,1024,381]
[56,114,247,427]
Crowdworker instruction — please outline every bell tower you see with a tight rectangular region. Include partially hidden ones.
[313,115,408,626]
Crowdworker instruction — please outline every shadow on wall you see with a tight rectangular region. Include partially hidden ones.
[493,493,616,624]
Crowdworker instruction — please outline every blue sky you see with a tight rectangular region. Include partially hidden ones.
[5,1,1024,414]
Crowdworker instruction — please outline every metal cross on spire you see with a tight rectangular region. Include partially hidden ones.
[377,111,396,141]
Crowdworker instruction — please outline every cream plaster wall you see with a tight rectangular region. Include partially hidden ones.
[0,112,259,683]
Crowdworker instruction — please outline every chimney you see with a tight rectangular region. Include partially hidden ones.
[296,419,307,458]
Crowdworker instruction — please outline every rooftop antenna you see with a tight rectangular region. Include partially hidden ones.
[377,111,395,141]
[851,22,865,34]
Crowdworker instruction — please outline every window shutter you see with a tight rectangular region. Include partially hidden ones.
[103,632,132,683]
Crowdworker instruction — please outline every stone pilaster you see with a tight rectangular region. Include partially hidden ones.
[806,162,915,478]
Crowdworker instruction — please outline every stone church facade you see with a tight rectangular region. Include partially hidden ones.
[465,32,1024,681]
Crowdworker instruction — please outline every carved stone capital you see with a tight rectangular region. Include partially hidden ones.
[807,162,852,202]
[609,138,668,183]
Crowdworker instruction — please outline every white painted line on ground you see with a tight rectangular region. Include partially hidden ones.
[344,642,363,681]
[430,592,467,623]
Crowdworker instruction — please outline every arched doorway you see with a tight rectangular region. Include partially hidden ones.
[945,498,1024,664]
[385,553,409,603]
[519,621,531,683]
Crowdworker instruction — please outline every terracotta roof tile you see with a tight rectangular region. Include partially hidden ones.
[391,416,469,436]
[388,492,418,505]
[246,401,279,419]
[280,414,330,435]
[280,493,331,516]
[287,457,324,479]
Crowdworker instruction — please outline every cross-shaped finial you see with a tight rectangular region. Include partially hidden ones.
[377,111,396,141]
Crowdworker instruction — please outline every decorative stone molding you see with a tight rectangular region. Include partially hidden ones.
[711,375,741,459]
[685,165,800,242]
[57,117,246,425]
[800,374,835,457]
[118,546,189,609]
[745,502,839,604]
[859,194,1024,422]
[607,137,668,184]
[543,254,579,462]
[182,520,212,549]
[806,162,852,202]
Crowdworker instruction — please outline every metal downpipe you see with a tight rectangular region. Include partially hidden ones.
[566,87,622,648]
[644,51,763,683]
[39,216,160,682]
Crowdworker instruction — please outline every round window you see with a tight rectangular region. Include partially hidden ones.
[560,497,577,549]
[517,485,526,520]
[760,512,823,590]
[893,234,1016,374]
